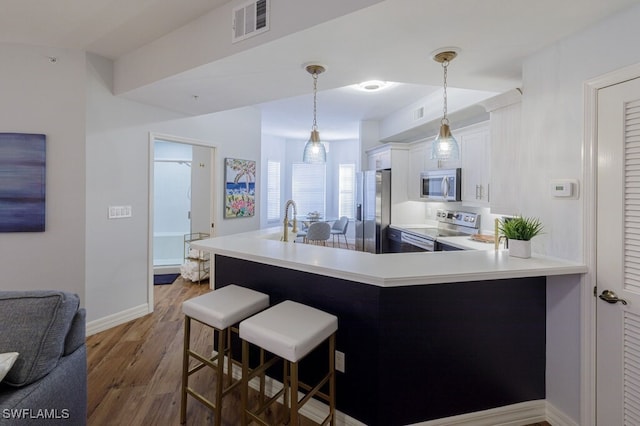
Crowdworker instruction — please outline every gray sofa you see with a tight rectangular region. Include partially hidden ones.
[0,291,87,425]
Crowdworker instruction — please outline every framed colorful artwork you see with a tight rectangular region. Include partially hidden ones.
[0,133,46,232]
[224,158,256,218]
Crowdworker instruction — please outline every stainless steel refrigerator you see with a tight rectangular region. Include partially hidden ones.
[355,169,391,253]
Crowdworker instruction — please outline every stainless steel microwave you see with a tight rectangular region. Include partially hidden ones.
[420,168,461,201]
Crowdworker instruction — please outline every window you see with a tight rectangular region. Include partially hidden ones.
[338,164,356,219]
[292,163,326,216]
[267,160,280,222]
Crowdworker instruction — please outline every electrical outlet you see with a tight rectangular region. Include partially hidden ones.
[335,350,345,373]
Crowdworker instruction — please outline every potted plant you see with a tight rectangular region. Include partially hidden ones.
[498,216,544,258]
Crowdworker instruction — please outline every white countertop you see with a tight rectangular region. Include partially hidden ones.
[437,235,497,251]
[192,227,587,287]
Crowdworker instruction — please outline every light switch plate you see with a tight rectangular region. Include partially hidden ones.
[108,205,132,219]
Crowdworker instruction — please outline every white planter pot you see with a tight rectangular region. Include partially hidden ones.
[508,239,531,258]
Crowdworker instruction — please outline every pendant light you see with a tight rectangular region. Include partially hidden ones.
[431,49,460,161]
[302,64,327,164]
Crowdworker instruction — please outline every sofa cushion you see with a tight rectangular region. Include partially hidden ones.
[0,353,19,382]
[0,291,80,387]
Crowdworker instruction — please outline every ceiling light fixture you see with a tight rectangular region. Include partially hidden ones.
[357,80,391,92]
[302,64,327,164]
[431,48,460,161]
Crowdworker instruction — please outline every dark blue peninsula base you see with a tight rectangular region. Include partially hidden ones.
[215,254,546,426]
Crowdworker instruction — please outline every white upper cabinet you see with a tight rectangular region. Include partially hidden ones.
[365,143,412,208]
[459,122,491,207]
[407,138,464,201]
[480,89,522,215]
[367,145,392,170]
[407,123,489,203]
[424,139,462,171]
[407,140,428,201]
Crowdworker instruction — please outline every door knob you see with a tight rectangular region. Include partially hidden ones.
[599,289,628,305]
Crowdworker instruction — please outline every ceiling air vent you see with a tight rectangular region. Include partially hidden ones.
[413,107,425,121]
[232,0,269,43]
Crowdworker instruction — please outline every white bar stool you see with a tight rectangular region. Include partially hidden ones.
[239,300,338,425]
[180,284,269,425]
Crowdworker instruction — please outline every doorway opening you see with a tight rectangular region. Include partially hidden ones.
[153,140,192,270]
[148,133,216,308]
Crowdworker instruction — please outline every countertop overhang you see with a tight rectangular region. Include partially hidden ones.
[192,227,587,287]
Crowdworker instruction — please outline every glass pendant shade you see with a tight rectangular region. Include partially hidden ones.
[303,64,327,164]
[430,48,460,161]
[303,129,327,164]
[431,122,459,160]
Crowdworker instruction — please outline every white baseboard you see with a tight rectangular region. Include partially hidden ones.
[208,354,577,426]
[86,303,150,336]
[153,265,180,274]
[409,400,547,426]
[546,401,579,426]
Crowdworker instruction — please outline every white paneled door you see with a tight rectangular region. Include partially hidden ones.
[190,145,215,236]
[597,76,640,425]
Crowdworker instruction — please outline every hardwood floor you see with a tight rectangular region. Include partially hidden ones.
[86,276,552,426]
[87,277,317,425]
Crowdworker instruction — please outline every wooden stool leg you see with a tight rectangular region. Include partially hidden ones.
[329,334,336,425]
[180,317,190,424]
[241,340,249,426]
[226,327,233,386]
[282,360,290,425]
[290,361,299,426]
[259,348,266,405]
[214,328,226,426]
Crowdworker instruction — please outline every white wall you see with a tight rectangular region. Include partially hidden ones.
[260,134,287,228]
[326,139,360,216]
[86,54,262,323]
[279,137,359,219]
[521,3,640,423]
[0,44,86,300]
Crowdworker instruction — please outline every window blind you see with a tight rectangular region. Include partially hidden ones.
[339,163,355,219]
[267,160,280,222]
[292,163,326,216]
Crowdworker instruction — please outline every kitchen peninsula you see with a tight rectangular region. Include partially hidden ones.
[193,228,586,426]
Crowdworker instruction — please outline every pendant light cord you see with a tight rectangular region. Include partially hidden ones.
[312,71,319,131]
[442,59,449,125]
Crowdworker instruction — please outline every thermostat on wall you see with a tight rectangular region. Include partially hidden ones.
[550,179,578,198]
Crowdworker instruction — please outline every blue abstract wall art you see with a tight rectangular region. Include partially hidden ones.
[0,133,46,232]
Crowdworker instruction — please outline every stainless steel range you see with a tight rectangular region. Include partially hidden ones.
[388,209,481,252]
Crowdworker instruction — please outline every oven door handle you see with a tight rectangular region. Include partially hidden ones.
[400,232,435,251]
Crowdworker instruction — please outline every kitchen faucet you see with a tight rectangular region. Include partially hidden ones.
[282,200,299,242]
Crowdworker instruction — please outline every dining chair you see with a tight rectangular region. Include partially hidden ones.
[296,222,309,243]
[330,216,350,249]
[305,222,331,246]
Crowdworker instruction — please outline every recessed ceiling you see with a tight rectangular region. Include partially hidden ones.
[1,0,638,141]
[259,82,440,140]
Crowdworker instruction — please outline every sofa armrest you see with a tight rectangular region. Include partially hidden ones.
[0,291,80,387]
[0,345,87,425]
[64,309,86,356]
